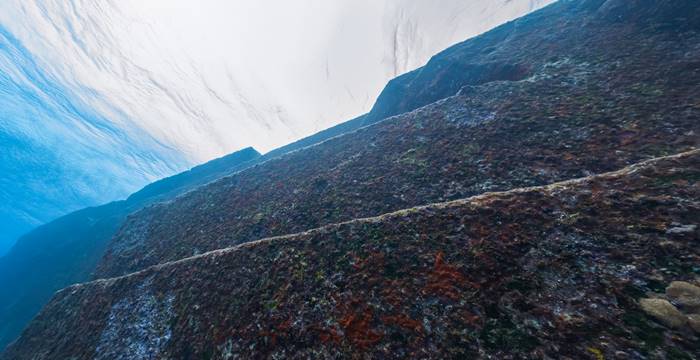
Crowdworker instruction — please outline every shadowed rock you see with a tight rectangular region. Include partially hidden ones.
[639,299,687,329]
[3,150,698,359]
[96,0,700,278]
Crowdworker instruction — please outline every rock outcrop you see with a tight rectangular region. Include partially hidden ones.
[4,150,698,359]
[639,299,687,329]
[3,0,700,358]
[0,148,261,350]
[97,0,700,278]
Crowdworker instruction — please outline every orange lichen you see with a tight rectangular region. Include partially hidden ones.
[424,251,478,300]
[317,327,343,344]
[381,314,423,333]
[454,309,483,329]
[382,279,407,307]
[258,317,293,347]
[338,307,384,349]
[351,251,385,272]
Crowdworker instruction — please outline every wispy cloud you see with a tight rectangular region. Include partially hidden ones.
[0,0,553,251]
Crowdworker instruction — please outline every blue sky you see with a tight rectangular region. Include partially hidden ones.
[0,25,185,254]
[0,0,553,254]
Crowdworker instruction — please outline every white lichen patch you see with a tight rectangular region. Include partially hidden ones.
[95,277,175,359]
[524,57,593,86]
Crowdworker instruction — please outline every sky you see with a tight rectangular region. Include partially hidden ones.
[0,0,554,253]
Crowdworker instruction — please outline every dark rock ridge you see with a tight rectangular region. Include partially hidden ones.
[3,0,700,355]
[362,0,700,125]
[0,147,260,350]
[263,114,368,160]
[96,0,699,278]
[4,150,698,359]
[126,147,261,205]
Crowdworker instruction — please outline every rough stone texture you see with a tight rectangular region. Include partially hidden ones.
[688,314,700,333]
[3,150,699,359]
[666,281,700,312]
[93,277,175,360]
[639,299,687,329]
[96,0,700,278]
[363,0,700,124]
[4,1,700,358]
[0,147,261,351]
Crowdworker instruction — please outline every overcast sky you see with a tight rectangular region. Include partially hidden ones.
[0,0,554,251]
[0,0,554,159]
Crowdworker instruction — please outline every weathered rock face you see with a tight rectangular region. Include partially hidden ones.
[363,0,700,125]
[4,150,698,359]
[639,299,687,329]
[689,314,700,333]
[4,1,699,358]
[638,280,700,334]
[96,0,700,278]
[596,0,700,28]
[666,281,700,313]
[0,148,261,350]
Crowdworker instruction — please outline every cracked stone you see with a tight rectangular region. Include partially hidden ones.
[688,314,700,333]
[639,298,687,328]
[666,281,700,313]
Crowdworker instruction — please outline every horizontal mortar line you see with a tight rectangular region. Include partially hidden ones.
[136,92,473,211]
[68,147,699,293]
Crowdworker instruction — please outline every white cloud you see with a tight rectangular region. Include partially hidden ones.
[0,0,554,160]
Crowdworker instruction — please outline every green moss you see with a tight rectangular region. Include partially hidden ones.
[202,348,215,360]
[667,347,694,360]
[367,228,384,242]
[264,300,278,311]
[480,316,540,352]
[461,143,483,157]
[397,148,428,168]
[622,310,665,353]
[315,270,326,282]
[630,83,664,97]
[645,279,667,293]
[505,277,536,292]
[652,172,700,188]
[654,257,694,277]
[383,261,403,279]
[622,283,647,299]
